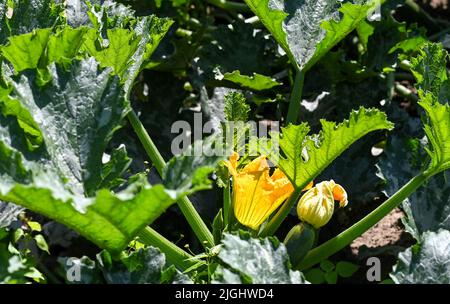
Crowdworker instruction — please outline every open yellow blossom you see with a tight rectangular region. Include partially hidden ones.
[225,152,312,230]
[297,180,348,229]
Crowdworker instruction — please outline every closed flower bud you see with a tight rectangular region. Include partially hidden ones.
[284,222,316,268]
[296,180,348,229]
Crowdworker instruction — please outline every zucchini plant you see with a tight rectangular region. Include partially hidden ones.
[0,0,449,284]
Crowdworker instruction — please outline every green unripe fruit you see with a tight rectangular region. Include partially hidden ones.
[283,222,316,268]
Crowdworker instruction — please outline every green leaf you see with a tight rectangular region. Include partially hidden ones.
[212,209,224,244]
[217,232,308,284]
[34,234,50,254]
[0,233,44,283]
[320,259,334,272]
[408,44,450,175]
[336,261,359,278]
[0,0,64,45]
[47,27,89,65]
[27,221,41,232]
[304,268,325,284]
[245,0,379,71]
[324,271,337,284]
[222,71,281,91]
[84,16,173,94]
[356,20,374,50]
[224,92,250,122]
[410,43,449,100]
[0,58,177,253]
[2,29,51,72]
[418,94,450,175]
[85,28,141,77]
[86,0,137,31]
[274,107,394,189]
[1,16,172,96]
[391,229,450,284]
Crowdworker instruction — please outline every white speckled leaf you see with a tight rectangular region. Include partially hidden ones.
[391,230,450,284]
[217,233,308,284]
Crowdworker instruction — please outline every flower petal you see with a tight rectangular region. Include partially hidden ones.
[241,155,269,173]
[224,151,239,176]
[332,183,348,207]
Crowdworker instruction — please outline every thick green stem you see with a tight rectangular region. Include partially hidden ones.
[259,187,303,237]
[127,110,215,248]
[286,71,305,125]
[297,173,429,270]
[207,0,251,12]
[138,227,196,271]
[177,196,215,248]
[128,110,166,174]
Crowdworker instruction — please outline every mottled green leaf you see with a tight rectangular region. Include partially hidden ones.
[217,232,308,284]
[212,265,243,283]
[243,0,288,58]
[0,202,22,228]
[246,0,379,70]
[97,247,166,283]
[65,0,91,28]
[0,58,177,253]
[377,113,450,242]
[58,255,103,284]
[59,246,191,284]
[391,230,450,284]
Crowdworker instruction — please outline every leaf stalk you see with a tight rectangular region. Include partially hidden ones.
[127,110,215,248]
[138,227,196,271]
[286,71,305,125]
[297,172,430,270]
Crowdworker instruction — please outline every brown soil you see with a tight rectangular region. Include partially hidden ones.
[428,0,448,9]
[339,208,415,283]
[350,208,412,256]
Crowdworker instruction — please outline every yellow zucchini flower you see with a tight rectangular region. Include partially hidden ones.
[296,180,348,229]
[224,152,312,230]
